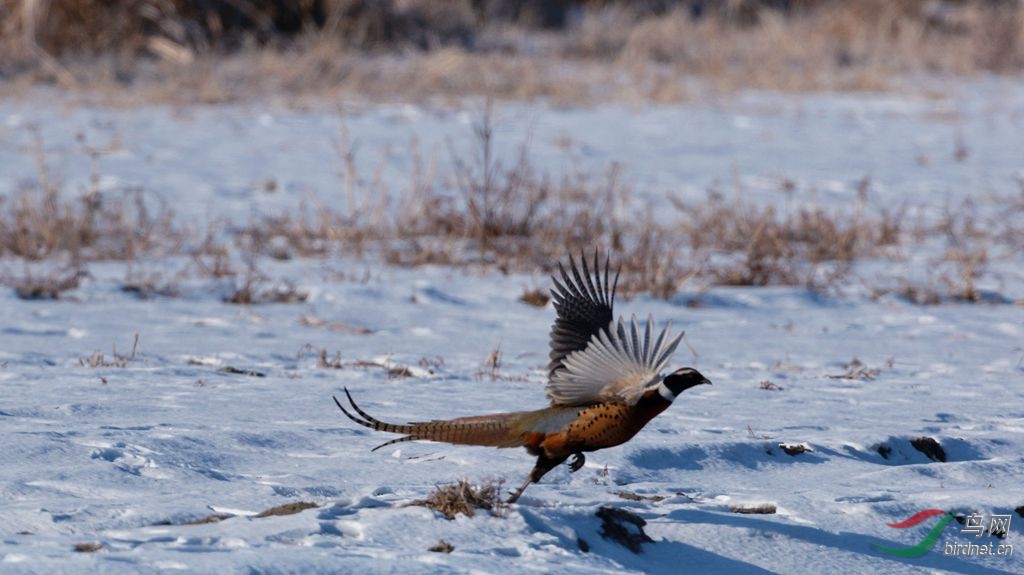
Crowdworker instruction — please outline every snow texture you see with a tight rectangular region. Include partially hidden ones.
[1,80,1023,573]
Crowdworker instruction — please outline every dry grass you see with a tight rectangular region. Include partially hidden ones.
[225,276,308,305]
[615,490,668,503]
[9,266,85,300]
[350,359,416,380]
[937,208,995,303]
[0,130,187,301]
[577,1,1024,95]
[228,108,689,298]
[216,366,266,377]
[2,1,1022,104]
[428,539,455,553]
[254,501,318,518]
[826,357,893,381]
[673,181,905,290]
[871,195,1018,305]
[476,343,503,382]
[298,345,344,369]
[0,180,179,262]
[299,345,421,378]
[121,269,181,299]
[180,513,232,525]
[277,131,918,298]
[79,333,140,368]
[299,314,373,334]
[519,287,550,307]
[730,503,777,515]
[412,478,506,520]
[474,341,528,383]
[224,138,1016,302]
[72,542,103,552]
[0,132,179,261]
[2,106,1020,305]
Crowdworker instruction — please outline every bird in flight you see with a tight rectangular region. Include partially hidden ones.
[334,251,711,503]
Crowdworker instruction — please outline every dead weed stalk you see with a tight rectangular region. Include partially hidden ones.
[412,478,507,520]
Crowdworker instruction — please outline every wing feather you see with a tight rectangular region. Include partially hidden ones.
[547,249,619,378]
[546,315,684,406]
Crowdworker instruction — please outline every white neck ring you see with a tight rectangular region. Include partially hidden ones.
[656,381,675,402]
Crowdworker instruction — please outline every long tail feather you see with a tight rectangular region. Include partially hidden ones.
[372,435,416,452]
[334,388,531,450]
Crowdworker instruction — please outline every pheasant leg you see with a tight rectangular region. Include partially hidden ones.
[507,454,567,503]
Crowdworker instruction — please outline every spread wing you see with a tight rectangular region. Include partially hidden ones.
[548,250,619,379]
[546,315,683,406]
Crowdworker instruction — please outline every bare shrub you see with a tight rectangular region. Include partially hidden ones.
[412,478,506,520]
[0,133,179,262]
[943,246,987,303]
[871,198,1012,305]
[237,109,695,298]
[235,205,333,261]
[449,103,550,254]
[3,102,1017,306]
[121,268,181,299]
[519,287,550,307]
[224,262,308,304]
[190,230,236,279]
[884,283,943,306]
[936,206,994,303]
[0,185,175,261]
[225,120,968,301]
[674,189,904,290]
[10,266,85,300]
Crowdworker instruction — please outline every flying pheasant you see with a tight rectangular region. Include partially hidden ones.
[334,251,711,503]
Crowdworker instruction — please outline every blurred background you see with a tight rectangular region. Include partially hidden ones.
[3,0,1023,103]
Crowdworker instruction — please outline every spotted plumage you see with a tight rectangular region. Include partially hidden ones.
[334,250,712,503]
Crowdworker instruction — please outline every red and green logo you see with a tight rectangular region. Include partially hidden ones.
[873,509,955,558]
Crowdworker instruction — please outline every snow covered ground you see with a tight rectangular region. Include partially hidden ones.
[1,79,1023,573]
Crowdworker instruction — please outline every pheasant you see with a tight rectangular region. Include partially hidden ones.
[334,251,711,503]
